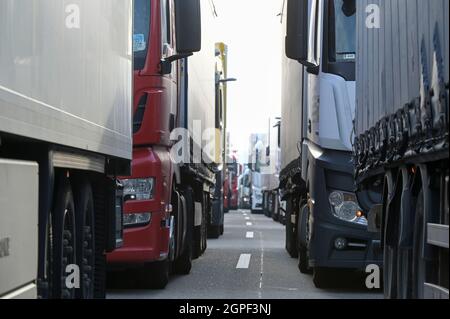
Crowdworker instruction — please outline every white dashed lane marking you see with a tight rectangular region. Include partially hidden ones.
[246,222,252,226]
[236,254,252,269]
[246,231,254,238]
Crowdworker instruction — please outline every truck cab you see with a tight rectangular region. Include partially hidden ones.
[107,0,202,289]
[282,0,381,288]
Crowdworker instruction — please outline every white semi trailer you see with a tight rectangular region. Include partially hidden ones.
[0,0,133,299]
[354,0,449,299]
[281,0,381,288]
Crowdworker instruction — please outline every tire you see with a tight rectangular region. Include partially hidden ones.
[201,193,208,254]
[92,179,108,299]
[412,190,426,299]
[384,198,399,299]
[397,170,414,299]
[220,224,224,235]
[272,197,279,222]
[297,204,311,274]
[138,260,170,289]
[172,188,194,275]
[312,268,336,289]
[285,197,298,258]
[172,247,192,275]
[73,178,95,299]
[298,246,310,274]
[272,213,279,222]
[384,244,398,298]
[52,174,77,299]
[208,225,221,239]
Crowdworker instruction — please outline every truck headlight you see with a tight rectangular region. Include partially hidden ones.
[123,213,152,228]
[122,178,155,201]
[329,191,367,226]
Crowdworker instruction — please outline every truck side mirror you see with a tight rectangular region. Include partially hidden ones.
[285,0,309,63]
[174,0,202,54]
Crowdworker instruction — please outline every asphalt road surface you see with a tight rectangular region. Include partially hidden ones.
[107,210,382,299]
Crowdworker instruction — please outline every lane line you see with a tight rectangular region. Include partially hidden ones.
[258,231,265,298]
[246,222,252,226]
[246,231,254,238]
[236,254,251,269]
[245,217,250,220]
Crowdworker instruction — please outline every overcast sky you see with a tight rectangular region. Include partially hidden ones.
[211,0,283,163]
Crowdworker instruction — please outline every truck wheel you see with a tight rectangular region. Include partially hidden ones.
[201,193,208,254]
[272,198,279,222]
[298,246,310,274]
[172,188,194,275]
[52,174,77,299]
[312,268,336,289]
[139,260,170,289]
[172,247,192,275]
[73,178,95,299]
[297,204,311,274]
[208,225,221,239]
[412,190,426,299]
[384,206,399,299]
[285,197,298,258]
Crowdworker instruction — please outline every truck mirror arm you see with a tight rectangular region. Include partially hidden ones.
[306,65,320,75]
[296,59,320,75]
[165,53,193,63]
[160,53,194,75]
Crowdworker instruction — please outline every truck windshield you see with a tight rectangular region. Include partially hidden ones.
[134,0,151,70]
[329,0,356,62]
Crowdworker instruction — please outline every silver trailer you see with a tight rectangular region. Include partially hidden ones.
[0,0,133,299]
[354,0,449,299]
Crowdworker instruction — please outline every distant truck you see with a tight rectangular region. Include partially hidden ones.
[262,118,282,220]
[106,0,209,289]
[238,166,252,209]
[223,157,240,213]
[354,0,449,299]
[0,0,133,299]
[281,0,381,288]
[248,135,270,214]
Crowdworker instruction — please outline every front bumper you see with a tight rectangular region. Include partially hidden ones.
[106,147,171,267]
[107,211,169,265]
[306,143,382,270]
[309,219,382,269]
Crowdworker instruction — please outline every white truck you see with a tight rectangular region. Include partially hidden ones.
[281,0,381,288]
[249,135,272,214]
[0,0,133,298]
[262,118,282,220]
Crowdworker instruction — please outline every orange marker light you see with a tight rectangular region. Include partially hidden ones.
[356,210,363,218]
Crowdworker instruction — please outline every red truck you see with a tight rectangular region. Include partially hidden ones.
[107,0,214,289]
[223,157,239,212]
